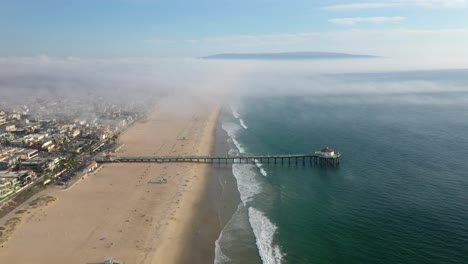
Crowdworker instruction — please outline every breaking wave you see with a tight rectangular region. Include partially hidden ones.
[239,119,248,129]
[255,159,268,177]
[220,110,282,264]
[248,207,284,264]
[230,105,240,119]
[222,120,245,154]
[232,137,246,154]
[232,164,262,205]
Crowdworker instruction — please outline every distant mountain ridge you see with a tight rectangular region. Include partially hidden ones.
[202,51,378,60]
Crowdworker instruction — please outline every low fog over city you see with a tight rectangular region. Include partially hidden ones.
[1,1,468,263]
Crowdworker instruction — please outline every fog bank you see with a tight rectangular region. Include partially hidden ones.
[1,56,467,114]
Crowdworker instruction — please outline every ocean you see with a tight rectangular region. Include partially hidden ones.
[214,69,468,264]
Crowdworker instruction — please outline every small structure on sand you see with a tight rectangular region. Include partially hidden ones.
[149,177,168,184]
[104,257,124,264]
[157,177,168,184]
[83,161,98,173]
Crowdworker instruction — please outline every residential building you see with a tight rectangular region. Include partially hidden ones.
[19,149,39,160]
[70,129,81,138]
[0,113,7,126]
[5,124,16,132]
[0,148,20,170]
[0,177,17,199]
[0,170,36,199]
[21,159,47,173]
[10,137,27,148]
[41,140,55,152]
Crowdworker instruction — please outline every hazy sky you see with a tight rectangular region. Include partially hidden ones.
[1,0,467,60]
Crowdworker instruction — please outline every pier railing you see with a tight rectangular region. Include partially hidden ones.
[97,153,341,167]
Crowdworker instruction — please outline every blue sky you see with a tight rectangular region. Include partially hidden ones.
[1,0,467,58]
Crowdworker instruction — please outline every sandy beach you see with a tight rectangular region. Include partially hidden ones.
[0,97,220,264]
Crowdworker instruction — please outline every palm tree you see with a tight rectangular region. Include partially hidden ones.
[110,133,120,144]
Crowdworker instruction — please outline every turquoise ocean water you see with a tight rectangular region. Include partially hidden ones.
[214,70,468,264]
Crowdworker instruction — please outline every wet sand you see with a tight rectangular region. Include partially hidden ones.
[0,97,220,264]
[179,109,242,264]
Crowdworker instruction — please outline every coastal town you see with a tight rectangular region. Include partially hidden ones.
[0,98,143,207]
[0,95,220,263]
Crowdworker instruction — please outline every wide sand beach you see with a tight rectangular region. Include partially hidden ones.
[0,97,221,264]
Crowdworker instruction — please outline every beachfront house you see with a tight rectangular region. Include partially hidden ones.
[0,148,21,170]
[20,158,59,173]
[0,177,17,199]
[0,170,36,199]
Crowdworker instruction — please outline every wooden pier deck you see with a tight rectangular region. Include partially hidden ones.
[97,152,341,167]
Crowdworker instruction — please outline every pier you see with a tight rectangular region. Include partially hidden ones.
[97,148,341,167]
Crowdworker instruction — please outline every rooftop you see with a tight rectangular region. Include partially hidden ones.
[0,170,32,178]
[321,147,334,153]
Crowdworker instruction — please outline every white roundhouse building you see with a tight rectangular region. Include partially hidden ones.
[320,147,335,157]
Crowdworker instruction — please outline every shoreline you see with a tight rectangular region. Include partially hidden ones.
[148,105,221,263]
[0,98,224,264]
[178,106,242,264]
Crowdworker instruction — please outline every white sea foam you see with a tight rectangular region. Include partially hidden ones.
[239,118,248,129]
[222,121,246,154]
[228,148,239,157]
[230,105,240,119]
[232,164,262,205]
[221,121,242,138]
[214,204,249,264]
[248,207,283,264]
[214,226,232,264]
[231,137,246,154]
[221,106,281,264]
[254,159,268,177]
